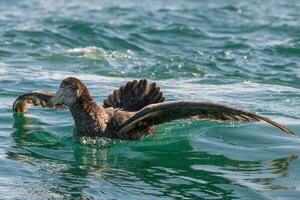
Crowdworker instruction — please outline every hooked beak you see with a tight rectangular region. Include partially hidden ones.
[48,88,64,107]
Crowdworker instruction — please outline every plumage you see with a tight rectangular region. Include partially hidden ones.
[103,79,164,111]
[12,77,296,140]
[13,91,65,112]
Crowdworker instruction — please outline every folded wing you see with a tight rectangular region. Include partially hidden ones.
[117,101,295,138]
[13,90,65,113]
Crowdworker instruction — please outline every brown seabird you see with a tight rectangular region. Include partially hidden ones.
[12,77,296,140]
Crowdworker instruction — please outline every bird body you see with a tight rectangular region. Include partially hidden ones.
[13,77,295,140]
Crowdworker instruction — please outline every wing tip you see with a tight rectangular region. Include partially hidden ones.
[285,129,296,136]
[258,115,296,136]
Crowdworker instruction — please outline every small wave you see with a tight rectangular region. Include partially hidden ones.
[0,66,8,74]
[264,37,300,56]
[66,46,135,60]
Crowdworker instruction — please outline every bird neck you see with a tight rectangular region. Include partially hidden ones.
[69,97,108,137]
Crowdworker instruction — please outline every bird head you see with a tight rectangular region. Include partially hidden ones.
[48,77,91,107]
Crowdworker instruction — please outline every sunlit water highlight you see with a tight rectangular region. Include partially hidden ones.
[1,0,300,199]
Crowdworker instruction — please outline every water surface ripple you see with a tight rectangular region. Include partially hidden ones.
[1,0,300,199]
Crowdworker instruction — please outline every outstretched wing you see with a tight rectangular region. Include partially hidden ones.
[13,90,65,113]
[117,101,295,138]
[103,79,165,111]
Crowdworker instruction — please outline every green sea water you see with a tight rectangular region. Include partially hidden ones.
[1,0,300,199]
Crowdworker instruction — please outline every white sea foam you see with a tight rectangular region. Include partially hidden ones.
[66,46,134,60]
[14,69,114,83]
[79,136,114,147]
[0,64,8,75]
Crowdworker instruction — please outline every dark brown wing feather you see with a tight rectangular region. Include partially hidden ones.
[13,90,65,112]
[103,79,165,111]
[117,101,295,138]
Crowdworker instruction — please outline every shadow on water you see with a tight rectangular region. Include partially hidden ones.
[8,115,298,199]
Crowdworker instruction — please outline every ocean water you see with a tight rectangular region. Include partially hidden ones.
[1,0,300,199]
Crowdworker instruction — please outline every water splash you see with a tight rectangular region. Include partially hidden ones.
[79,136,114,147]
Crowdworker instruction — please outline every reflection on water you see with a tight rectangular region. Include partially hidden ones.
[8,116,298,199]
[1,1,300,198]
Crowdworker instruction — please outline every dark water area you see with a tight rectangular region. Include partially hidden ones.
[0,0,300,199]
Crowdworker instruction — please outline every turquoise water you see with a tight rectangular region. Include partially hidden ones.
[1,0,300,199]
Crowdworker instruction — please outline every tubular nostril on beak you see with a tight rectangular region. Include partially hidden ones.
[48,88,65,107]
